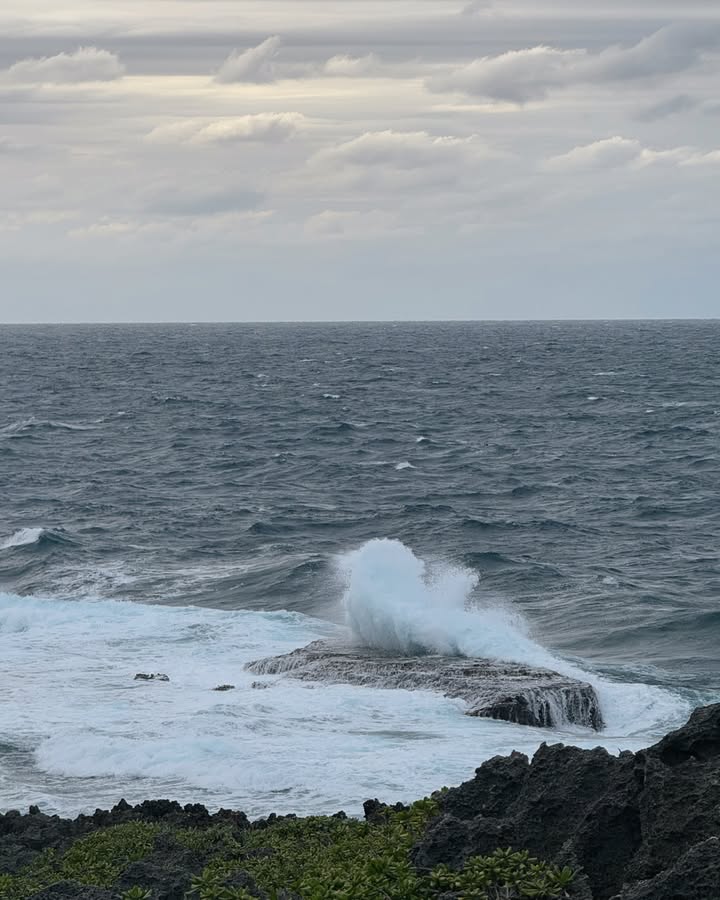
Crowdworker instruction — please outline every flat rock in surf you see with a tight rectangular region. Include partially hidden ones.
[245,640,603,730]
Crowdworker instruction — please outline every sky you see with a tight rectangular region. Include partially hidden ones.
[0,1,719,322]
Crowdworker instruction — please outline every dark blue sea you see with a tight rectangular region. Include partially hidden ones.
[1,321,718,816]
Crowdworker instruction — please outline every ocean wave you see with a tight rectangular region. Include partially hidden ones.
[0,527,76,552]
[0,527,45,550]
[336,539,689,735]
[0,585,691,817]
[0,417,97,436]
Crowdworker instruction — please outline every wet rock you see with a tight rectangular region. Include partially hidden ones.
[134,673,170,682]
[246,640,602,730]
[213,684,235,692]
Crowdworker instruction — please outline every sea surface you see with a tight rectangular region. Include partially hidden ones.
[1,321,718,817]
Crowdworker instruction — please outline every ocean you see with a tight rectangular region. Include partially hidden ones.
[1,320,718,817]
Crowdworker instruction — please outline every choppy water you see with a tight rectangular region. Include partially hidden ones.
[1,321,718,816]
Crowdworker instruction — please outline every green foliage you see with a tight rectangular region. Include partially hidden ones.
[430,849,575,899]
[122,888,153,900]
[0,823,161,900]
[0,801,574,900]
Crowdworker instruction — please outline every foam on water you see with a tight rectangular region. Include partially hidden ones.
[0,540,694,817]
[0,527,45,550]
[339,540,689,735]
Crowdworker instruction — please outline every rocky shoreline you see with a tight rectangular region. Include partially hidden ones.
[2,704,719,899]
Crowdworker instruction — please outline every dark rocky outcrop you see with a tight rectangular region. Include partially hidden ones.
[246,640,603,730]
[412,703,720,900]
[3,705,720,899]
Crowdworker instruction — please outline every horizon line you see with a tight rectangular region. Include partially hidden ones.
[1,317,719,327]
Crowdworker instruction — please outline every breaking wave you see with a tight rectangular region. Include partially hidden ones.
[0,527,45,550]
[338,539,690,735]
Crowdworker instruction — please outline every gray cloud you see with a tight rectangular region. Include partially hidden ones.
[146,113,305,145]
[215,36,281,84]
[144,186,265,217]
[3,47,124,84]
[427,24,720,102]
[308,129,495,192]
[635,93,698,121]
[545,136,720,171]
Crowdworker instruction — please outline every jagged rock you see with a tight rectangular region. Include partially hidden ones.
[213,684,235,692]
[245,640,602,730]
[134,673,170,682]
[413,703,720,900]
[610,837,720,899]
[116,833,204,900]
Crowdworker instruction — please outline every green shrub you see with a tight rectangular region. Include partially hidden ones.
[0,802,574,900]
[0,823,161,899]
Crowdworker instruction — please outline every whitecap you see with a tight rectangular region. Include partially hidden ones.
[395,461,415,470]
[0,527,44,551]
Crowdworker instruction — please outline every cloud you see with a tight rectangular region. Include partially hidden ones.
[461,1,495,15]
[0,136,29,153]
[545,136,720,171]
[635,94,698,121]
[314,129,485,170]
[4,47,124,84]
[215,36,282,84]
[545,137,645,171]
[146,113,305,145]
[304,209,410,239]
[309,129,493,191]
[144,186,264,217]
[427,24,720,102]
[322,54,381,77]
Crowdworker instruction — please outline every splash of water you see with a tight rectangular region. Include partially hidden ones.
[338,539,690,734]
[339,538,556,666]
[0,527,45,551]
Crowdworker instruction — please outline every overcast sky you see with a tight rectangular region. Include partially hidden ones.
[1,1,719,322]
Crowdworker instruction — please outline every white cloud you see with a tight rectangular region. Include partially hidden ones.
[304,209,410,239]
[314,129,486,170]
[146,113,305,145]
[215,36,282,84]
[427,24,720,102]
[4,47,124,84]
[545,136,645,171]
[322,54,381,77]
[545,136,720,171]
[309,129,494,192]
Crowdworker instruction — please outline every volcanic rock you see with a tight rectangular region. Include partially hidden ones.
[412,703,720,900]
[245,640,602,730]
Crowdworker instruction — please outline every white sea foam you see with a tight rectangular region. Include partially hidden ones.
[0,543,692,817]
[338,540,689,735]
[395,461,415,470]
[0,527,44,550]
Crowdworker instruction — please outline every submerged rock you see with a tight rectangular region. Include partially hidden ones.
[245,640,602,730]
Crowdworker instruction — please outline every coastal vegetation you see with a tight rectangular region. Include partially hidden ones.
[0,799,573,900]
